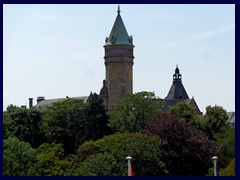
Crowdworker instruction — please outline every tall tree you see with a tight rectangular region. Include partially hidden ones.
[108,91,162,133]
[142,112,219,176]
[202,105,229,140]
[214,125,235,167]
[5,104,44,147]
[42,99,88,154]
[42,96,112,154]
[84,93,112,142]
[3,136,36,176]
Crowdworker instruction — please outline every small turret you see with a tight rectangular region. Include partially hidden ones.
[173,65,182,81]
[99,80,108,108]
[166,65,189,100]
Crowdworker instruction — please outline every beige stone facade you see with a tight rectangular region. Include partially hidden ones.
[104,44,134,106]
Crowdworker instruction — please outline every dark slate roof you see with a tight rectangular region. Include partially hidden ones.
[161,99,181,111]
[166,81,189,100]
[161,98,202,114]
[105,6,133,45]
[34,96,88,110]
[166,66,189,100]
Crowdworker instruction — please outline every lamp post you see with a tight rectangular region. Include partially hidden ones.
[212,156,218,176]
[126,156,132,176]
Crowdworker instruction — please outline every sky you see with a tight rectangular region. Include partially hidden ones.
[3,4,235,113]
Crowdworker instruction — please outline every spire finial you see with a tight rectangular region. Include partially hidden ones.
[117,4,121,14]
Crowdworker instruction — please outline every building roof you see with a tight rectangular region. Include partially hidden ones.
[161,99,181,111]
[161,98,202,114]
[105,5,133,45]
[226,112,235,125]
[34,96,89,110]
[165,66,189,100]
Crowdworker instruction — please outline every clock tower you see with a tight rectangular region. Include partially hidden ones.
[100,5,134,108]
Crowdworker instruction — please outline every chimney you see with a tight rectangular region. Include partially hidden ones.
[29,98,33,108]
[21,105,26,109]
[37,96,45,104]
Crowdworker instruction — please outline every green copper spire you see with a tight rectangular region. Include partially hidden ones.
[105,5,133,45]
[117,4,120,14]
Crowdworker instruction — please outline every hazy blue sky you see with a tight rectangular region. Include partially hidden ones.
[3,4,235,113]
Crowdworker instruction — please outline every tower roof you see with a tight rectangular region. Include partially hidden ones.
[105,5,133,45]
[165,66,189,100]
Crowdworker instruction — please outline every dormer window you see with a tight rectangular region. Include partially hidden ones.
[111,37,116,43]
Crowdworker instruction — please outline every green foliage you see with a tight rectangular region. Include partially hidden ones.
[202,105,228,140]
[3,111,10,138]
[42,98,88,154]
[79,153,118,176]
[169,101,196,121]
[3,137,72,176]
[77,133,168,176]
[108,91,162,133]
[220,158,235,176]
[142,112,219,176]
[64,154,83,176]
[3,136,36,176]
[85,93,113,141]
[5,105,44,147]
[42,96,111,154]
[215,125,235,167]
[207,167,214,176]
[168,101,205,133]
[28,143,71,176]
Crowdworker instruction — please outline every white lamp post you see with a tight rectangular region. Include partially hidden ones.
[212,156,218,176]
[126,156,132,176]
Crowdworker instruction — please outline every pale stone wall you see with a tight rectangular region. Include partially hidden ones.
[104,44,134,107]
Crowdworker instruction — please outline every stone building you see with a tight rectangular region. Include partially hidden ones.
[25,6,201,114]
[100,5,134,107]
[162,66,202,114]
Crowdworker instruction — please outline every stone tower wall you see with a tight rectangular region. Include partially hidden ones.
[104,45,134,106]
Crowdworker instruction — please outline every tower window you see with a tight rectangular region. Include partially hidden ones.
[111,37,116,43]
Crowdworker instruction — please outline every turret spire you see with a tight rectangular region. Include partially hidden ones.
[117,4,121,14]
[105,5,133,45]
[174,64,181,81]
[165,66,189,100]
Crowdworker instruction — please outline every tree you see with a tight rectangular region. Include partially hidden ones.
[85,93,113,141]
[5,104,44,147]
[28,143,71,176]
[142,112,219,176]
[108,91,162,133]
[42,96,112,154]
[42,99,88,154]
[3,136,36,176]
[169,101,196,121]
[79,153,118,176]
[214,125,235,168]
[202,105,229,140]
[76,133,168,176]
[3,111,10,138]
